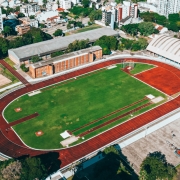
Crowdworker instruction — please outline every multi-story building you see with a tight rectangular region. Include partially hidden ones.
[102,1,138,27]
[116,1,138,22]
[59,0,71,10]
[29,46,102,78]
[158,0,180,17]
[19,17,38,28]
[0,7,3,33]
[16,24,31,35]
[102,10,112,25]
[20,3,40,16]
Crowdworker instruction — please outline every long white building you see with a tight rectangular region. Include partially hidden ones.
[146,35,180,64]
[158,0,180,17]
[0,7,3,32]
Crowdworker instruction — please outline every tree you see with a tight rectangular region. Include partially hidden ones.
[138,22,154,36]
[43,0,47,5]
[94,35,118,55]
[1,161,22,180]
[140,151,177,180]
[0,38,9,57]
[20,64,29,72]
[104,145,120,155]
[167,22,179,32]
[29,15,35,19]
[18,12,25,18]
[20,157,47,180]
[31,55,41,63]
[82,0,90,8]
[53,29,63,36]
[15,6,20,12]
[3,26,13,36]
[89,10,102,21]
[51,51,64,57]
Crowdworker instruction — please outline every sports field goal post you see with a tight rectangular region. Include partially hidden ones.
[123,60,135,70]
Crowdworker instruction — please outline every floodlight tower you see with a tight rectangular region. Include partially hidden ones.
[0,7,3,33]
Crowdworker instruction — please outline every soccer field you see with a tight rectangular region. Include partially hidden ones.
[4,64,166,149]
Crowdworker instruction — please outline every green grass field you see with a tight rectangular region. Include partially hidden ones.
[4,64,166,149]
[66,24,101,36]
[130,63,155,75]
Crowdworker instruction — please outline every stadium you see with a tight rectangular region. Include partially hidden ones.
[0,57,180,169]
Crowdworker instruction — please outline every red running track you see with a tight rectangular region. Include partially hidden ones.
[0,58,180,168]
[135,66,180,96]
[9,113,39,127]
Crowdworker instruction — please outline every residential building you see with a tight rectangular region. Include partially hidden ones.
[0,7,3,32]
[36,10,59,23]
[138,2,158,13]
[59,0,71,10]
[102,10,112,25]
[16,24,31,35]
[158,0,180,17]
[29,46,102,78]
[20,3,40,16]
[19,17,38,28]
[116,1,138,22]
[102,1,138,27]
[71,0,80,5]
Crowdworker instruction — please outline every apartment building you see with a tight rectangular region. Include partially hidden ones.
[20,3,40,16]
[59,0,71,10]
[16,24,31,35]
[102,1,138,26]
[158,0,180,17]
[19,17,38,28]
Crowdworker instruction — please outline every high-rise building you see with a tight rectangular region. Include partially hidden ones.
[0,7,3,33]
[116,1,138,22]
[158,0,180,17]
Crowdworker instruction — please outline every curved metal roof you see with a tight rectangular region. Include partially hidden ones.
[146,35,180,63]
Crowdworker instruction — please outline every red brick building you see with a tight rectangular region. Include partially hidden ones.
[29,46,102,78]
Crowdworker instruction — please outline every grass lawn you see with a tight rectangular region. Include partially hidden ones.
[0,64,19,89]
[4,64,166,149]
[130,63,155,75]
[4,57,16,69]
[66,24,101,36]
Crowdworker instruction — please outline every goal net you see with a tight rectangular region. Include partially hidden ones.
[123,60,135,70]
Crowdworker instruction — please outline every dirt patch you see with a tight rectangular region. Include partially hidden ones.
[14,107,22,112]
[35,130,44,137]
[0,74,12,86]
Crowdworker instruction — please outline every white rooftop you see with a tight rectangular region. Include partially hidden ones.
[146,35,180,63]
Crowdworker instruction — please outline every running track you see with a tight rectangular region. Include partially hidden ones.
[0,58,180,168]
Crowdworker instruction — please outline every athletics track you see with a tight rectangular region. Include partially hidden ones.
[0,58,180,168]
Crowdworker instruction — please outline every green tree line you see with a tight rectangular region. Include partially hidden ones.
[0,28,52,58]
[140,12,180,32]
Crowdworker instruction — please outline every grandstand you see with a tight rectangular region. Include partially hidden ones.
[146,35,180,65]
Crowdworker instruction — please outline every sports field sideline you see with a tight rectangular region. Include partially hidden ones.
[3,63,166,149]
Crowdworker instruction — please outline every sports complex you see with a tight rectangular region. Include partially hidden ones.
[0,56,180,169]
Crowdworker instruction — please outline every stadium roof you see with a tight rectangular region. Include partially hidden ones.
[8,27,118,61]
[146,35,180,63]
